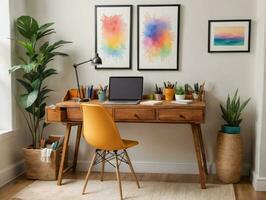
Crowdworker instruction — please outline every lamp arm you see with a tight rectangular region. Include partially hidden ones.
[72,58,93,99]
[73,59,93,68]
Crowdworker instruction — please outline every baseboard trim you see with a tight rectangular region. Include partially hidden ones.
[75,160,211,174]
[252,170,266,191]
[74,160,250,175]
[0,160,25,188]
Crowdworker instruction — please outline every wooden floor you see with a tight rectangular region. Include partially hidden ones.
[0,172,266,200]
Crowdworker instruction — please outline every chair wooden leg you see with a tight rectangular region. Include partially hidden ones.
[82,151,97,195]
[124,150,140,188]
[115,151,123,200]
[100,150,106,181]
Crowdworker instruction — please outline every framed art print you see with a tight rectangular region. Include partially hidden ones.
[208,20,251,53]
[137,4,180,71]
[95,5,132,69]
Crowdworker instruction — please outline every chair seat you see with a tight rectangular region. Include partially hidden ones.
[122,139,139,149]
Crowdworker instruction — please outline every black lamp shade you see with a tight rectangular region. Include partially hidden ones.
[91,53,102,65]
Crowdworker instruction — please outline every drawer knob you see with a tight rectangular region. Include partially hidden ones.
[134,113,140,119]
[179,114,186,119]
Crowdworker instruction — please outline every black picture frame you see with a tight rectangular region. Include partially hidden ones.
[95,5,133,70]
[208,19,251,53]
[137,4,181,71]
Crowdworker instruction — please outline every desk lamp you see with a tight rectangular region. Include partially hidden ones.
[73,53,102,102]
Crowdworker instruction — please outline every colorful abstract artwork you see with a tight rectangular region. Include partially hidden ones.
[138,5,180,70]
[101,15,126,57]
[95,5,132,69]
[143,16,173,60]
[208,20,251,52]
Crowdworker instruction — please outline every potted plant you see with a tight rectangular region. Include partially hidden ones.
[9,16,70,179]
[97,85,108,102]
[163,81,175,101]
[216,89,250,183]
[154,84,163,100]
[175,85,185,100]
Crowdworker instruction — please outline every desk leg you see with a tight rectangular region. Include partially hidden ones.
[57,123,72,185]
[73,124,82,172]
[197,125,208,175]
[191,124,206,189]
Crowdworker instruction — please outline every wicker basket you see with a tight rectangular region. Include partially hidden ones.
[216,132,243,183]
[23,146,67,180]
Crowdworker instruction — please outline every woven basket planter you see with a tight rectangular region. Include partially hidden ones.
[216,132,243,183]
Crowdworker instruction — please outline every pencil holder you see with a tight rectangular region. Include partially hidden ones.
[154,93,163,100]
[98,91,106,102]
[164,88,174,101]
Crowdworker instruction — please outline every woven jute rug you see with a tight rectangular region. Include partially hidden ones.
[12,179,235,200]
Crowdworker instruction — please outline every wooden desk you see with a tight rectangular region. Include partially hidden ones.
[45,100,207,188]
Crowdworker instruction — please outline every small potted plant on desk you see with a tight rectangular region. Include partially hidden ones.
[154,84,163,100]
[9,16,70,180]
[175,85,186,100]
[216,89,250,183]
[98,85,108,102]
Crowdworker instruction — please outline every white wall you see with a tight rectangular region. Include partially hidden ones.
[0,0,29,188]
[22,0,257,175]
[252,0,266,191]
[0,0,12,131]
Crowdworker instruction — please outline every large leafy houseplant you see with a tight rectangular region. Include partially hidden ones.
[220,89,250,134]
[9,16,71,148]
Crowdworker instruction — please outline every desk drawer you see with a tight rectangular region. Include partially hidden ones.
[158,109,204,122]
[45,107,66,122]
[67,108,82,121]
[114,108,156,121]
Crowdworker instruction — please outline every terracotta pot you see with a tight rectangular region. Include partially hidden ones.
[216,132,243,183]
[164,88,174,101]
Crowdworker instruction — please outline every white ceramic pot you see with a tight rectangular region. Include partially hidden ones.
[175,94,185,100]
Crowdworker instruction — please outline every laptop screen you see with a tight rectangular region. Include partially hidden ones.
[109,77,143,101]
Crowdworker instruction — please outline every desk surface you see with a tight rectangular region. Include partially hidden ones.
[56,100,206,109]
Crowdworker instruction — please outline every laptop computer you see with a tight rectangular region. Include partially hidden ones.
[103,77,143,105]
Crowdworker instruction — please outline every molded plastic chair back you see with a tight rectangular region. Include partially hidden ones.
[81,104,126,150]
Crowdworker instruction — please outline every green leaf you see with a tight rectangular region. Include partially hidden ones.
[11,63,38,74]
[31,79,41,90]
[42,68,58,80]
[240,98,251,112]
[19,90,38,108]
[37,29,56,39]
[21,63,38,73]
[17,40,35,56]
[39,22,54,31]
[9,65,22,73]
[39,88,53,100]
[16,16,39,39]
[17,56,27,64]
[39,42,49,53]
[38,103,46,118]
[52,52,69,56]
[17,79,32,92]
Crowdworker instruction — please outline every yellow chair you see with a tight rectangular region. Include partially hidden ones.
[81,104,140,200]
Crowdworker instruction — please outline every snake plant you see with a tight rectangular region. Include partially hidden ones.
[220,89,250,127]
[9,16,71,148]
